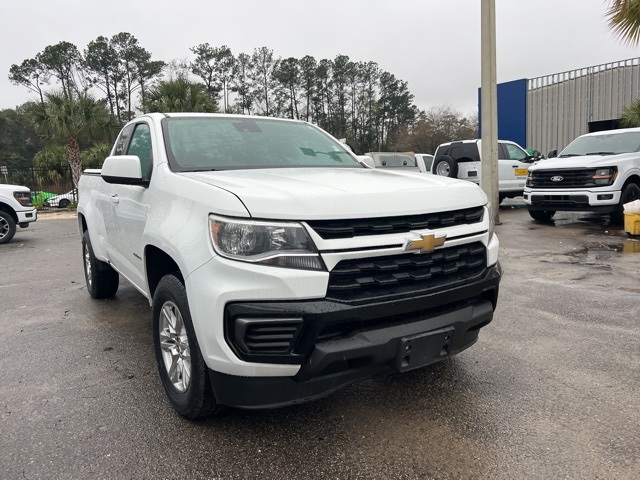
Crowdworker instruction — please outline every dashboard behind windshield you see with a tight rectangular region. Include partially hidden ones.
[162,116,360,172]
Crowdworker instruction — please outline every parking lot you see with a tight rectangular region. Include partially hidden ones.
[1,203,639,479]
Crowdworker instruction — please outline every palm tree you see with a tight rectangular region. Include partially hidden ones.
[143,76,218,113]
[620,98,640,126]
[28,91,114,190]
[606,0,640,45]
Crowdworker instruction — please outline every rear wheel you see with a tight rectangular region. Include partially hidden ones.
[59,198,71,208]
[152,274,218,419]
[82,230,119,298]
[433,155,458,178]
[528,209,556,222]
[611,182,640,224]
[0,211,17,244]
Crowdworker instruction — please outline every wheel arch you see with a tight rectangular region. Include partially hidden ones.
[0,202,18,223]
[621,174,640,189]
[145,245,183,299]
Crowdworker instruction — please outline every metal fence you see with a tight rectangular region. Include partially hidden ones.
[0,165,75,210]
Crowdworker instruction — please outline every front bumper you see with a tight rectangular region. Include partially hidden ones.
[210,262,501,409]
[16,207,37,225]
[523,188,620,212]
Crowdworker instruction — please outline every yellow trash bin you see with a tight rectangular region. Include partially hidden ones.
[624,212,640,235]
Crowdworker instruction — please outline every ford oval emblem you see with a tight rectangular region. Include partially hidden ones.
[551,176,563,182]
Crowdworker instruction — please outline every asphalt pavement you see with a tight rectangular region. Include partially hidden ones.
[1,204,639,480]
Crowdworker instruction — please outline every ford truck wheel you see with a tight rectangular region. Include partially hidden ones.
[433,155,458,178]
[612,182,640,224]
[82,230,119,298]
[0,211,17,244]
[528,209,555,222]
[152,274,217,419]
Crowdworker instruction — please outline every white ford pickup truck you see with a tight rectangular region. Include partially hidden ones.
[78,113,501,418]
[524,128,640,222]
[0,184,37,244]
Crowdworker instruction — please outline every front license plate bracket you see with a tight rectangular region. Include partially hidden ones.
[396,327,455,372]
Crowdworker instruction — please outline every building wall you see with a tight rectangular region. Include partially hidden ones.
[527,58,640,156]
[478,79,528,148]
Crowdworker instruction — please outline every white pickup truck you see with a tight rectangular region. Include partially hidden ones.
[78,113,501,418]
[524,128,640,222]
[0,184,37,244]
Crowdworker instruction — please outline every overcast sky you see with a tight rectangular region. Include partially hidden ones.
[1,0,638,115]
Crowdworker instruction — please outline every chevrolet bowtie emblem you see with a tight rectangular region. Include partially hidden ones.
[404,233,446,253]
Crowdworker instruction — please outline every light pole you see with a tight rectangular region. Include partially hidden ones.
[481,0,500,224]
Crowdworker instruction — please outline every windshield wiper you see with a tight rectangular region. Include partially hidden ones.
[558,154,580,157]
[585,151,617,156]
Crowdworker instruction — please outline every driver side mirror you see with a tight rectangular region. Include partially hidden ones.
[547,149,557,159]
[101,155,148,186]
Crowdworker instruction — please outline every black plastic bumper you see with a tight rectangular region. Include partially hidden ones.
[210,262,502,409]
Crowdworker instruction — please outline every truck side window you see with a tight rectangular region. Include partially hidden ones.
[127,124,153,181]
[114,125,135,156]
[504,143,527,161]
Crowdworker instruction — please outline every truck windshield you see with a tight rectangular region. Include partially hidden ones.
[162,116,360,171]
[559,131,640,157]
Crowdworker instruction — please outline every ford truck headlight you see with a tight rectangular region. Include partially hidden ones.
[593,167,617,186]
[209,215,325,271]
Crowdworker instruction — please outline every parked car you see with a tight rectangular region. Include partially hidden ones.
[0,184,37,244]
[46,189,77,208]
[432,140,538,202]
[524,128,640,223]
[78,113,501,418]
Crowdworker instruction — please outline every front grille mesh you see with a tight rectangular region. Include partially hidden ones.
[528,169,599,188]
[327,242,487,302]
[306,206,484,240]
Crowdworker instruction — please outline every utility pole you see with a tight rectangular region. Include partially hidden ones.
[481,0,500,224]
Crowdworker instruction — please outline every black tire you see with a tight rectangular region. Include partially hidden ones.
[152,274,218,419]
[82,230,119,298]
[0,210,17,244]
[611,182,640,224]
[59,199,71,208]
[433,155,458,178]
[528,209,556,222]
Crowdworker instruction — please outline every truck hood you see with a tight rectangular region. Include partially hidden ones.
[180,168,486,220]
[529,152,636,171]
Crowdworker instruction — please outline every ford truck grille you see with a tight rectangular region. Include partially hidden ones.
[327,242,487,302]
[528,169,601,188]
[306,206,484,240]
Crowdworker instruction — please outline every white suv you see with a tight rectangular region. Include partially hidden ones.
[432,140,538,202]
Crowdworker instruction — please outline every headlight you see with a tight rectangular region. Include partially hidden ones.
[209,215,325,271]
[13,191,32,207]
[486,203,495,241]
[593,167,617,186]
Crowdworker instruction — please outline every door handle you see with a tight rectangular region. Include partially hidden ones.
[110,194,120,204]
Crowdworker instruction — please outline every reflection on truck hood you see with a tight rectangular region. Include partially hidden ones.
[181,168,486,220]
[530,152,638,171]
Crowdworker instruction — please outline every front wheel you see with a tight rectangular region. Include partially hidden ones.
[59,199,71,208]
[0,211,17,244]
[82,230,119,298]
[152,274,218,419]
[528,209,556,222]
[611,182,640,224]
